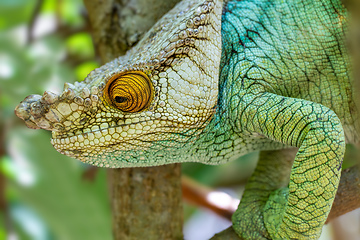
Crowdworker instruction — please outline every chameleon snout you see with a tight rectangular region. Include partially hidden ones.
[15,82,101,133]
[15,93,54,130]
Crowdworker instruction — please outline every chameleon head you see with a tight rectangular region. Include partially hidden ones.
[14,0,223,167]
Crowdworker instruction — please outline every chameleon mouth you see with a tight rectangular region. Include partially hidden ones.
[51,126,150,160]
[51,123,172,150]
[51,119,204,158]
[51,122,148,150]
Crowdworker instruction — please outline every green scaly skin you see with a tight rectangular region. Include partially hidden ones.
[15,0,358,239]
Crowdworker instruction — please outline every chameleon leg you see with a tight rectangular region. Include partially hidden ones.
[232,92,345,239]
[232,148,297,239]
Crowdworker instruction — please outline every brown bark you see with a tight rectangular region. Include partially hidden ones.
[82,0,183,239]
[326,165,360,223]
[108,165,183,240]
[211,227,244,240]
[83,0,180,62]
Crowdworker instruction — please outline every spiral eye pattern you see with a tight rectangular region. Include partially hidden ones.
[105,71,153,113]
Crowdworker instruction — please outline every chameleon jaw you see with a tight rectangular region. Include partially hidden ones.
[50,122,205,167]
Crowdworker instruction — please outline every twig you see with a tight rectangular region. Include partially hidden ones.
[326,164,360,223]
[27,0,44,44]
[182,176,239,221]
[181,164,360,239]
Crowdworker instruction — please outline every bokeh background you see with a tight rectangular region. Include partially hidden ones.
[0,0,359,239]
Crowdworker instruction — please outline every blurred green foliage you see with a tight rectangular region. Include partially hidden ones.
[0,0,35,30]
[2,0,357,239]
[7,128,112,240]
[0,0,113,239]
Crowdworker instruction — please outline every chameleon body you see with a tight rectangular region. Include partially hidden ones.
[15,0,358,239]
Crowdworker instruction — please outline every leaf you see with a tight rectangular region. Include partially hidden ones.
[0,0,34,29]
[75,61,99,81]
[66,33,95,59]
[8,128,112,240]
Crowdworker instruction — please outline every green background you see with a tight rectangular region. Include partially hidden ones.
[0,0,358,239]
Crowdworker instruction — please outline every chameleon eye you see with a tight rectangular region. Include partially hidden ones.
[105,71,153,113]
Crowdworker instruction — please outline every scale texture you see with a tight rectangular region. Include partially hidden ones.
[15,0,358,239]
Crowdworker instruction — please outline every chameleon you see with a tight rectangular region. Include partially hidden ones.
[15,0,358,239]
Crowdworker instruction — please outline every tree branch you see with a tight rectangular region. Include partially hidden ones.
[82,0,182,239]
[207,164,360,239]
[326,164,360,223]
